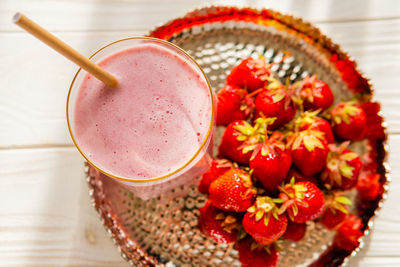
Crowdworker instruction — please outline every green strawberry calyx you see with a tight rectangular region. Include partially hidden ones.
[287,128,326,152]
[214,158,233,169]
[331,101,361,125]
[249,241,278,254]
[215,213,239,233]
[293,109,321,131]
[321,142,360,186]
[277,178,309,221]
[297,74,322,103]
[249,131,286,161]
[237,117,276,155]
[325,191,352,215]
[247,196,282,227]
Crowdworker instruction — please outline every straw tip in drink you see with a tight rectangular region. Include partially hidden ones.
[13,12,21,23]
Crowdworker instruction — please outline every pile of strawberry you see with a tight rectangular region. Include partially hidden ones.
[198,57,380,267]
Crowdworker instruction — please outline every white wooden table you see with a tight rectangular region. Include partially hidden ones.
[1,0,399,266]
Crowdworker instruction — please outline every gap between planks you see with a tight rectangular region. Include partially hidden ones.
[0,132,398,150]
[0,144,74,150]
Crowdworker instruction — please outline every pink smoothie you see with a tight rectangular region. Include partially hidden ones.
[73,44,212,180]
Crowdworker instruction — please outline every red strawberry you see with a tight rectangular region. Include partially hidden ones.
[243,196,288,245]
[320,192,352,229]
[198,200,239,243]
[279,180,325,223]
[198,159,232,194]
[357,173,380,201]
[282,221,307,242]
[287,129,329,177]
[321,142,362,190]
[295,75,334,111]
[333,214,363,251]
[218,120,260,164]
[237,239,279,267]
[216,84,254,126]
[359,102,385,139]
[249,131,292,191]
[209,168,256,212]
[295,110,334,143]
[226,57,272,92]
[286,169,318,185]
[331,101,367,141]
[254,78,297,129]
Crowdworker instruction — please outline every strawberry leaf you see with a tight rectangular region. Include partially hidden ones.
[225,215,237,224]
[292,135,303,150]
[237,134,248,141]
[341,152,359,161]
[242,144,257,154]
[303,135,323,151]
[273,198,284,204]
[336,205,349,214]
[255,209,265,222]
[292,203,299,216]
[336,196,352,205]
[264,213,270,226]
[261,145,269,156]
[247,206,256,213]
[272,92,285,103]
[215,213,226,220]
[339,163,354,178]
[238,227,247,240]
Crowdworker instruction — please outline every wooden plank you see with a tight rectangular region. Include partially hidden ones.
[1,18,400,147]
[2,0,400,32]
[0,135,398,265]
[0,147,126,266]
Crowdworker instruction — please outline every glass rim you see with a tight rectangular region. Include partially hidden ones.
[66,36,214,183]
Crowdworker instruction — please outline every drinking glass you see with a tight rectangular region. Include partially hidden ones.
[67,37,215,200]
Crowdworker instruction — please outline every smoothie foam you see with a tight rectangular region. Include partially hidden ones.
[73,44,212,180]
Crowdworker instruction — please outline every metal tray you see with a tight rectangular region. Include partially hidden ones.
[87,6,389,267]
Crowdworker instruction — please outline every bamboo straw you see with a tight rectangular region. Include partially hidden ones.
[13,12,118,88]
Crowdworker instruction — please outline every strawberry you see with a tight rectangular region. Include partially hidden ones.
[198,159,232,194]
[216,84,254,126]
[282,221,307,242]
[287,129,329,177]
[254,77,297,129]
[243,196,288,245]
[237,239,279,267]
[333,214,363,251]
[321,142,362,190]
[320,192,352,229]
[209,168,255,212]
[279,180,325,223]
[295,75,334,111]
[295,110,334,144]
[249,131,292,191]
[285,168,318,185]
[357,173,380,201]
[331,101,367,141]
[226,57,272,92]
[198,200,239,244]
[359,102,385,139]
[218,120,260,164]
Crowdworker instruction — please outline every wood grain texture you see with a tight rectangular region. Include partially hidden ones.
[1,19,400,147]
[0,148,127,266]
